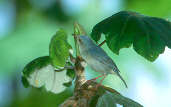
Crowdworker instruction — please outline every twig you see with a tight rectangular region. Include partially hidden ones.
[55,65,74,72]
[98,40,106,47]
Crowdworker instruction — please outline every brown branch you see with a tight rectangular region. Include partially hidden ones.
[55,66,74,72]
[74,56,87,91]
[98,40,106,47]
[59,56,99,107]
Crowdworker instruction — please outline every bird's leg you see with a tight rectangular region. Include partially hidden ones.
[95,74,107,89]
[86,74,105,84]
[99,74,106,84]
[90,74,105,81]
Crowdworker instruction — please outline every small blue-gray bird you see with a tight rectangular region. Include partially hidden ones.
[77,35,128,88]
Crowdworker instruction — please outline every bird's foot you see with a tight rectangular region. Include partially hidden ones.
[86,79,96,84]
[88,74,106,81]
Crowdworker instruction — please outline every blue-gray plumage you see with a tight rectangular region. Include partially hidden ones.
[77,35,127,88]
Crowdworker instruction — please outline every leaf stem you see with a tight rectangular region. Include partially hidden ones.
[55,65,74,72]
[98,40,106,47]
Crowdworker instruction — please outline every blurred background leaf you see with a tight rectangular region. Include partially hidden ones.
[125,0,171,17]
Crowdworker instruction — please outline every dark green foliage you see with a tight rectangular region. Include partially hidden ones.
[49,29,72,68]
[63,81,72,87]
[89,94,101,107]
[89,86,106,107]
[91,11,171,61]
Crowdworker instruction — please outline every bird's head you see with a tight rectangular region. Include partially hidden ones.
[77,35,94,49]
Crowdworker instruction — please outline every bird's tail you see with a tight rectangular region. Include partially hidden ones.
[115,71,128,88]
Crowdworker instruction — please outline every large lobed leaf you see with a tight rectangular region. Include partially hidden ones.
[22,56,72,94]
[91,11,171,61]
[49,29,72,68]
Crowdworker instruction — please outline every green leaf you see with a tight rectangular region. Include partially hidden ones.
[125,0,171,17]
[22,56,72,94]
[22,56,51,77]
[62,67,75,87]
[49,29,72,68]
[21,76,29,88]
[97,91,143,107]
[89,86,107,107]
[91,11,171,61]
[63,81,72,87]
[90,86,143,107]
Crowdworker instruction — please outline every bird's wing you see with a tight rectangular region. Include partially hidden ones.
[88,46,119,71]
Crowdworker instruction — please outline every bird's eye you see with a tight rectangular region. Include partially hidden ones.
[78,38,82,43]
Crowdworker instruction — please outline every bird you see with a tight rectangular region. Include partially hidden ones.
[77,35,128,88]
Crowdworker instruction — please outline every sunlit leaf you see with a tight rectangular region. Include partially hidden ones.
[22,56,72,94]
[91,11,171,61]
[49,29,72,68]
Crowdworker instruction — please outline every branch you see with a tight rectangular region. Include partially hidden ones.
[74,56,87,91]
[59,53,143,107]
[98,40,106,47]
[59,56,97,107]
[55,65,74,72]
